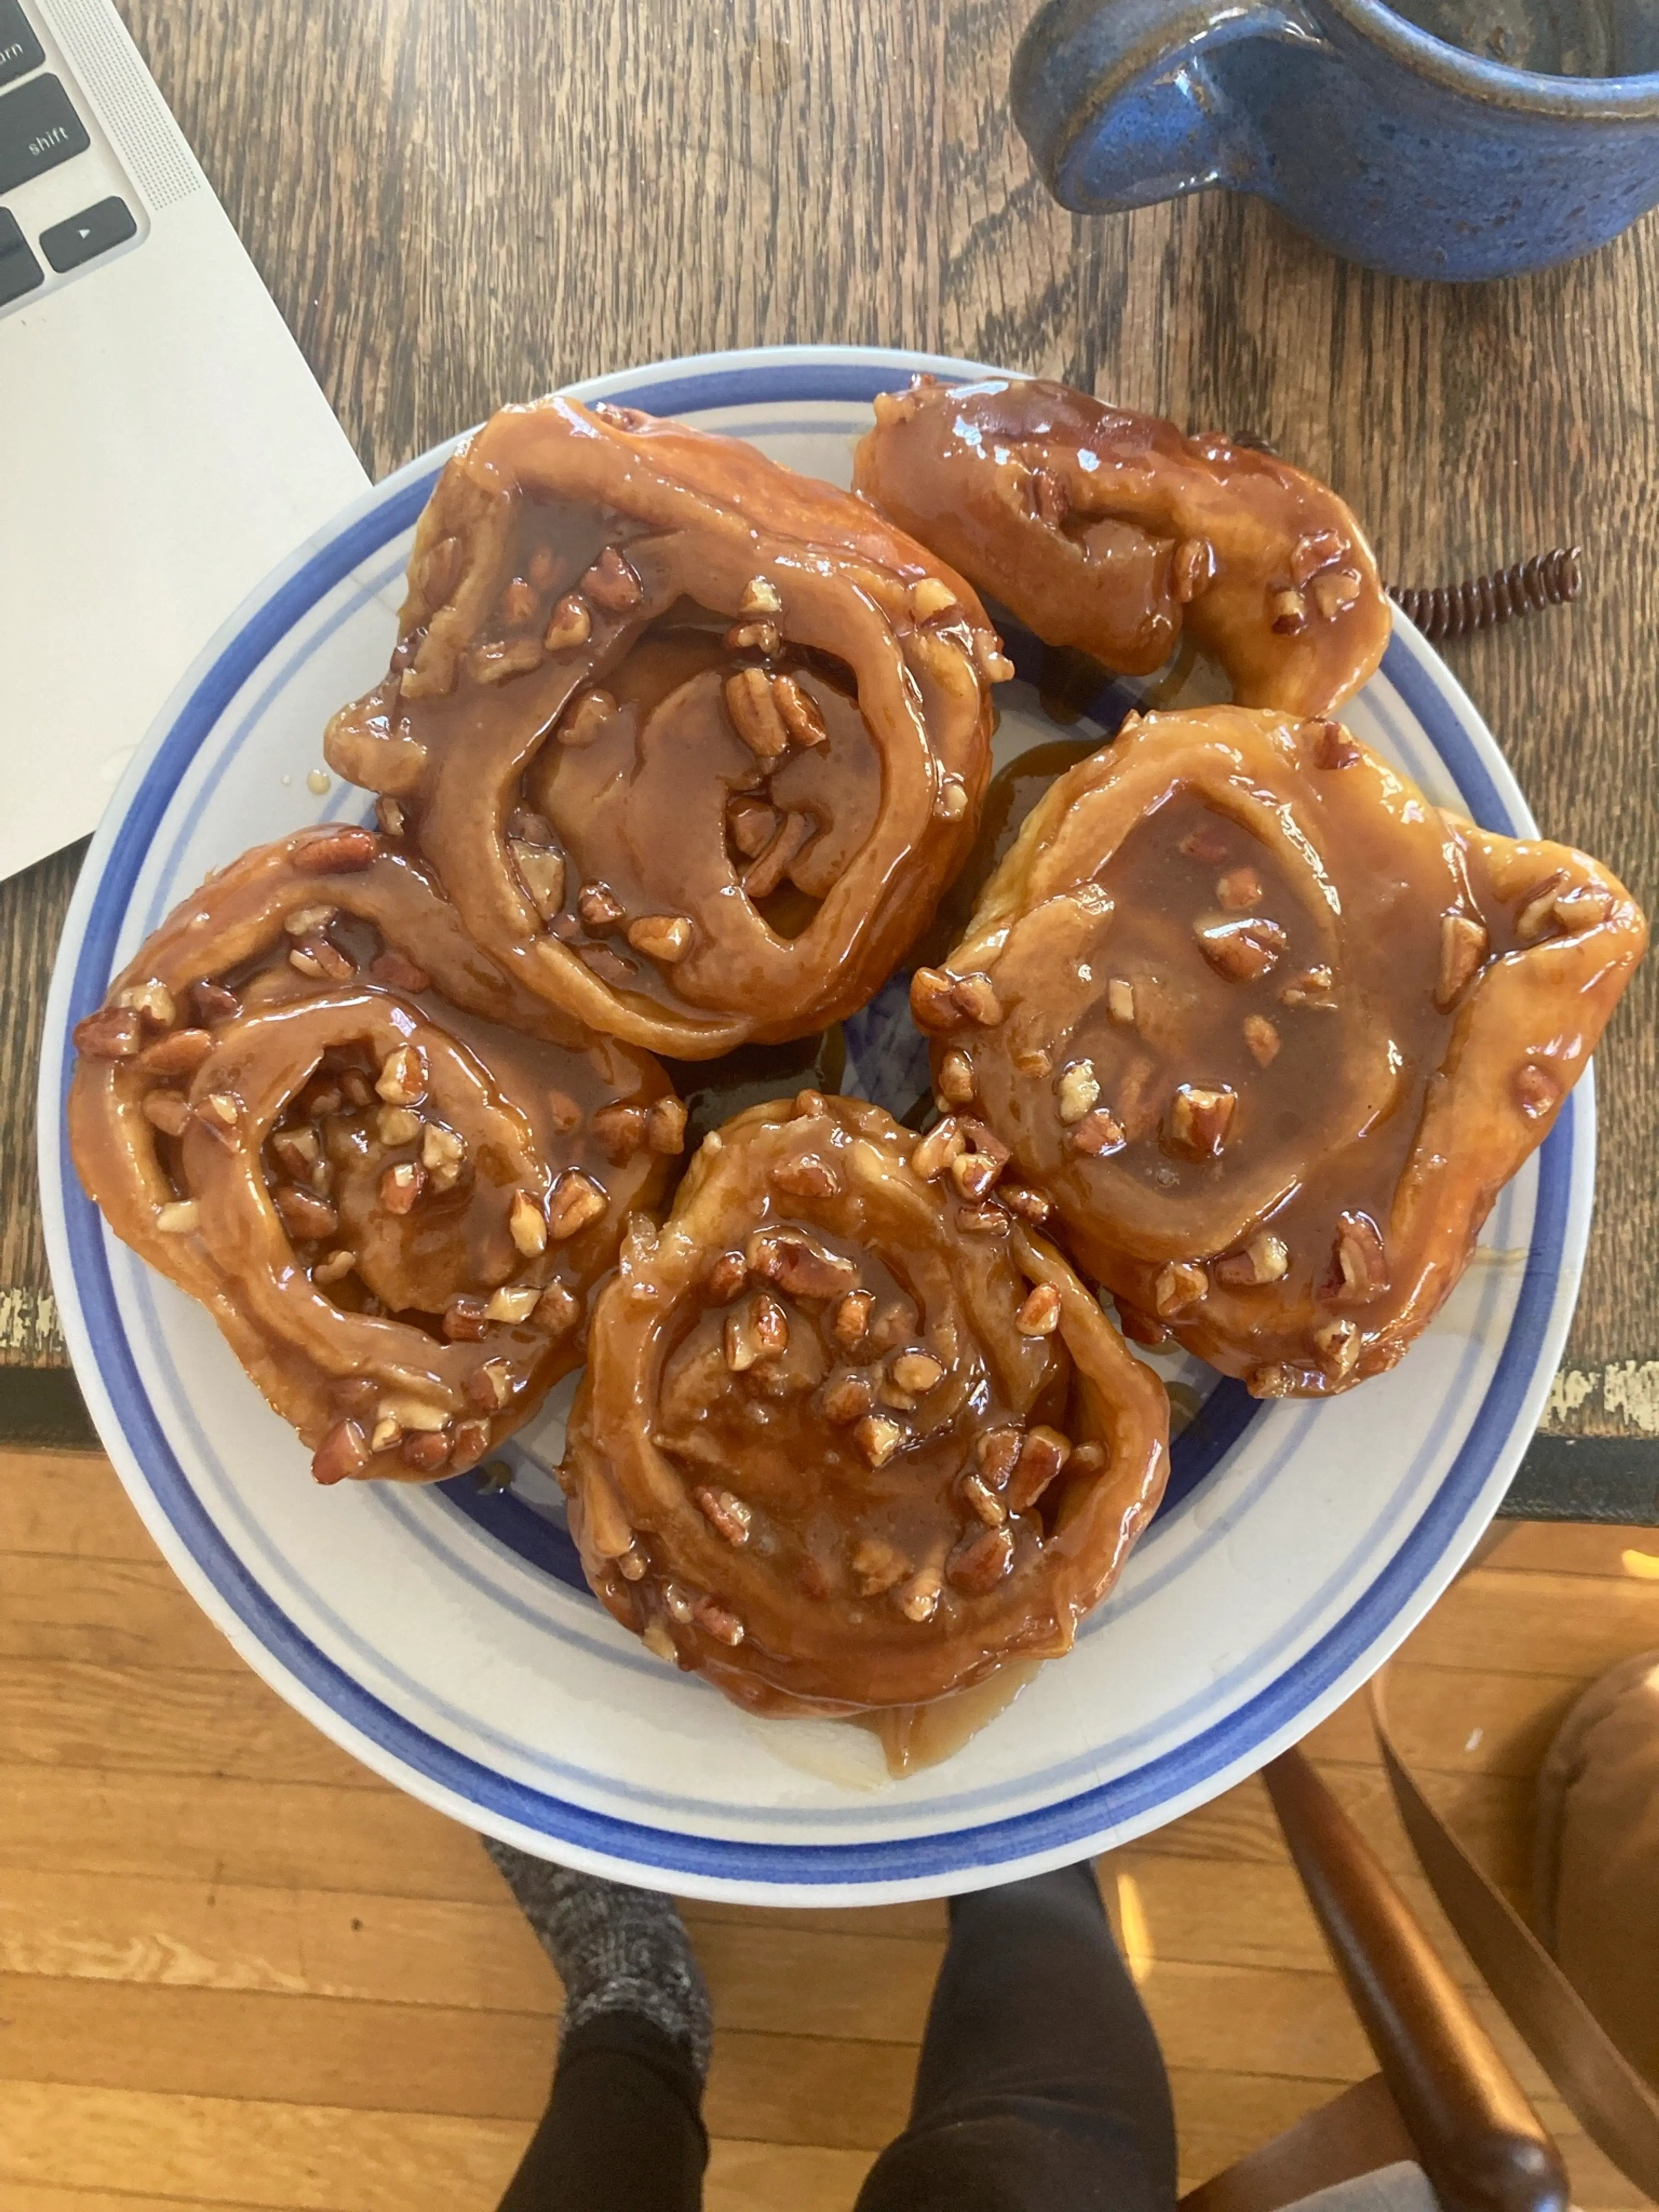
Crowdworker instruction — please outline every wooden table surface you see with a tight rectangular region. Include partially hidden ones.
[4,0,1656,1514]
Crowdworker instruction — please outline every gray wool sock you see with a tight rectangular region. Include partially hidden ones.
[483,1837,713,2080]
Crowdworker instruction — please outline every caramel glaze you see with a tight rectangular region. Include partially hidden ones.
[913,707,1647,1397]
[852,375,1392,718]
[561,1091,1168,1715]
[323,395,1008,1060]
[69,827,679,1483]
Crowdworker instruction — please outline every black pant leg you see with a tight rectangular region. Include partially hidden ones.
[856,1860,1178,2212]
[496,2013,708,2212]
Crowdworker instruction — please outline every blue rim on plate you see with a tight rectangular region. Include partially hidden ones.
[39,347,1589,1900]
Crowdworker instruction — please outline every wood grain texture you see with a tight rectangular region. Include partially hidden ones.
[6,1454,1659,2208]
[2,0,1655,1450]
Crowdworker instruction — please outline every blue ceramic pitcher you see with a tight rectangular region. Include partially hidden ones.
[1012,0,1659,278]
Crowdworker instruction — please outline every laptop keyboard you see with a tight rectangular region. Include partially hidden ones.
[0,0,138,313]
[0,0,43,89]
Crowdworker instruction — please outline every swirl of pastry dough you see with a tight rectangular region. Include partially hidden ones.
[853,375,1391,716]
[323,395,1006,1059]
[560,1091,1168,1716]
[70,826,681,1482]
[914,706,1646,1395]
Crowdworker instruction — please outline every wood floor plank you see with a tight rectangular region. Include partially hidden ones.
[1139,1763,1534,1899]
[1487,1520,1659,1581]
[0,1972,914,2149]
[1303,1661,1592,1778]
[0,2081,524,2212]
[0,1661,378,1787]
[1168,2067,1347,2192]
[1103,1850,1494,1986]
[681,1896,947,1940]
[1400,1565,1659,1679]
[0,1766,499,1900]
[706,2137,873,2212]
[0,1864,947,2045]
[0,1554,242,1672]
[690,1919,941,2043]
[0,1452,150,1564]
[0,1866,553,2012]
[0,2192,283,2212]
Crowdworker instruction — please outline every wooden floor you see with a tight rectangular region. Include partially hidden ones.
[3,1449,1657,2212]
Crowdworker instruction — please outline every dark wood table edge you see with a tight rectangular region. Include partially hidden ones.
[6,1367,1654,1524]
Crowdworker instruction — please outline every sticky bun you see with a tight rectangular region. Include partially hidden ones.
[913,706,1646,1395]
[70,827,679,1481]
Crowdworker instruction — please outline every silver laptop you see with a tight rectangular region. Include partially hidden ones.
[0,0,368,880]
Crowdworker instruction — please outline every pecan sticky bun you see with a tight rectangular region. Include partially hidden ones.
[323,395,1007,1059]
[853,375,1391,716]
[912,707,1646,1396]
[560,1091,1169,1716]
[69,827,680,1482]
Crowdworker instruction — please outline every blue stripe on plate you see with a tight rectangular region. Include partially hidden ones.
[51,353,1576,1884]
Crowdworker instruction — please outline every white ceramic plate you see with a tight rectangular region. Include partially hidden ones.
[40,346,1590,1904]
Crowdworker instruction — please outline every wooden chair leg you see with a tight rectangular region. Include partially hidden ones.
[1265,1748,1569,2212]
[1179,2074,1416,2212]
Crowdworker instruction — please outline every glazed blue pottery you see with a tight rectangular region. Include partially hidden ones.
[1012,0,1659,279]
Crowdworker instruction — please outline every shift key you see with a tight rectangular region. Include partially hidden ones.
[0,75,89,196]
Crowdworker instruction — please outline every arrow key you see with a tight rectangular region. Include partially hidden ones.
[40,194,136,273]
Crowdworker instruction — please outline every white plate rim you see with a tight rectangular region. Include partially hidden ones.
[38,343,1589,1903]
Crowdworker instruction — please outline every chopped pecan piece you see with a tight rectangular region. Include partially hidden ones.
[952,972,1003,1026]
[832,1290,874,1350]
[854,1413,905,1468]
[1315,1317,1361,1380]
[509,1190,548,1256]
[559,689,618,747]
[143,1088,192,1138]
[1057,1061,1100,1123]
[444,1294,489,1341]
[1007,1426,1071,1512]
[1217,867,1263,912]
[1071,1109,1127,1157]
[627,914,693,964]
[937,1048,976,1106]
[1195,915,1288,982]
[1167,1085,1236,1157]
[275,1185,339,1241]
[773,1154,842,1199]
[696,1487,753,1546]
[1215,1233,1290,1287]
[311,1418,370,1486]
[948,1523,1014,1595]
[592,1102,646,1162]
[137,1028,214,1077]
[380,1162,424,1215]
[547,1170,607,1240]
[1437,914,1488,1009]
[534,1282,581,1336]
[851,1537,909,1597]
[294,826,378,875]
[961,1471,1006,1527]
[376,1044,426,1107]
[582,546,643,613]
[1015,1283,1062,1336]
[1330,1211,1388,1304]
[1243,1014,1281,1065]
[1154,1261,1208,1316]
[750,1230,857,1300]
[543,594,591,652]
[824,1373,875,1427]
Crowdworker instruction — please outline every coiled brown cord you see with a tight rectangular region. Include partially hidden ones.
[1227,429,1582,648]
[1387,549,1582,644]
